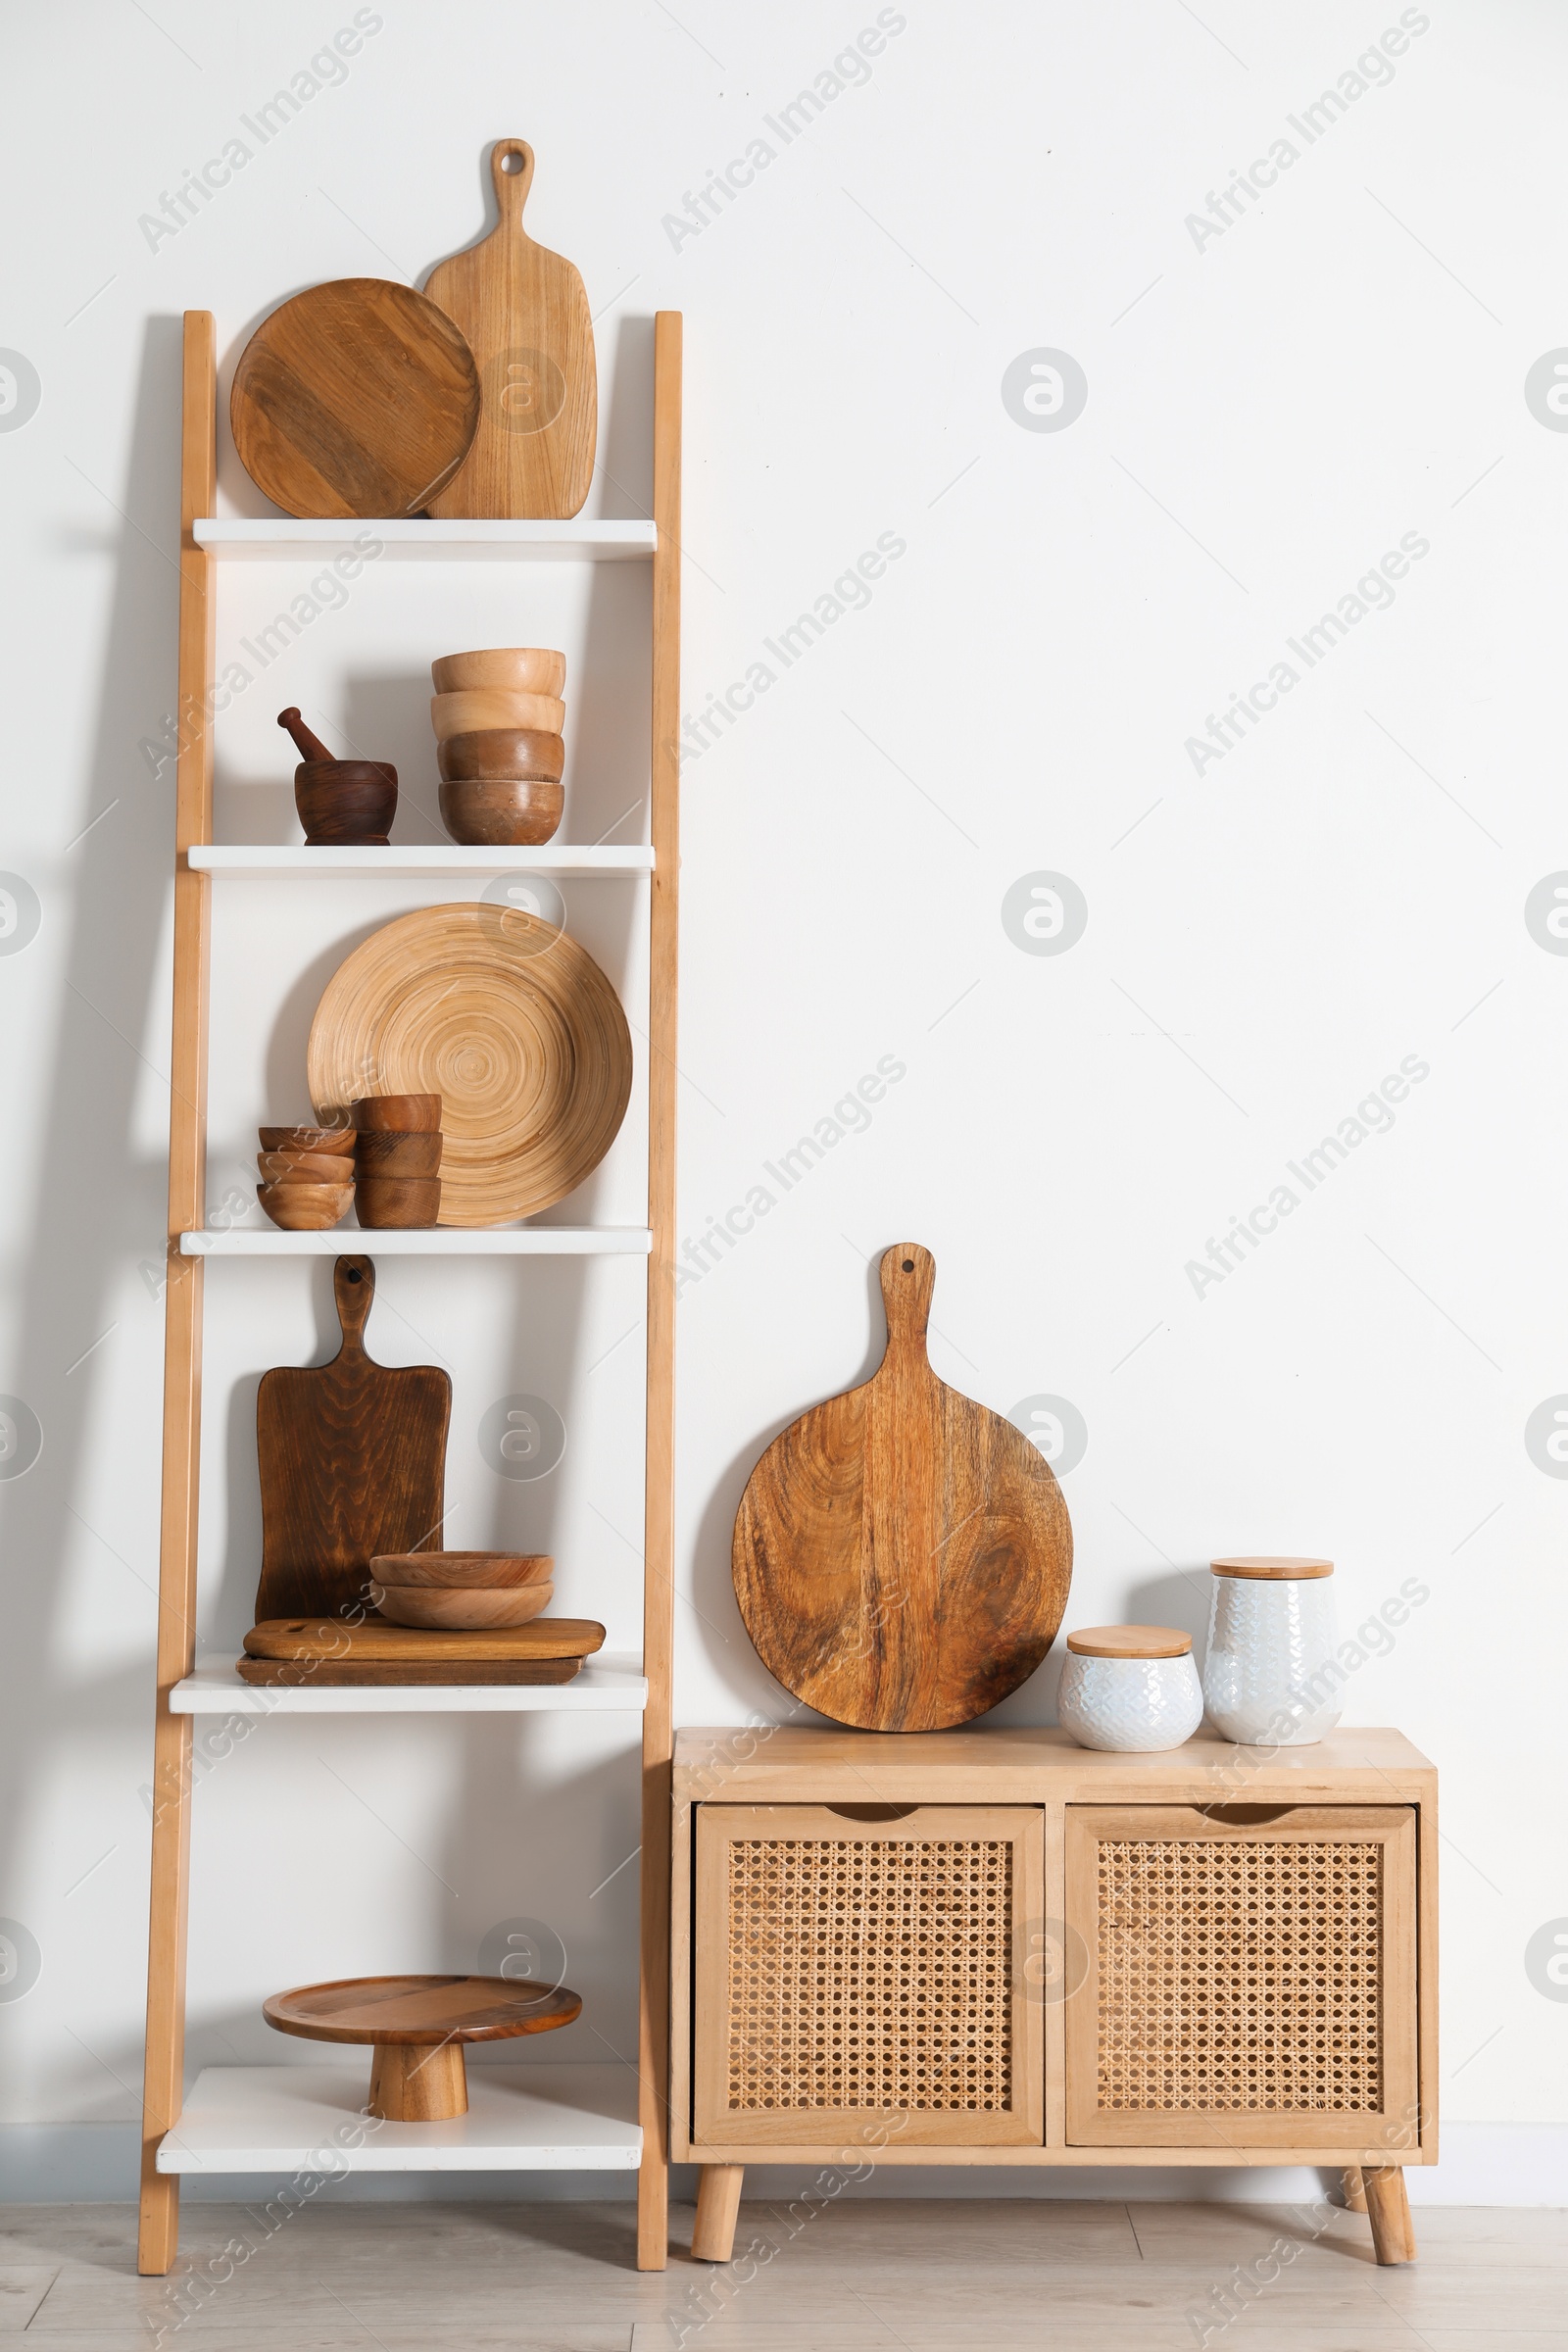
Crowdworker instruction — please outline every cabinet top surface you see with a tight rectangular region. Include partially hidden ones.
[674,1722,1434,1784]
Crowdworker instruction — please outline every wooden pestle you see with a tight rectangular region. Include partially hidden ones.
[277,708,335,762]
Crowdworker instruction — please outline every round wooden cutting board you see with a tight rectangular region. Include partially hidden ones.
[732,1245,1073,1731]
[230,278,481,518]
[307,904,631,1224]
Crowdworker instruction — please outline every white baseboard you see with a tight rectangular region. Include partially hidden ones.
[1,2125,1563,2206]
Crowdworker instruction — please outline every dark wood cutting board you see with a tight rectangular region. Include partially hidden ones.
[238,1616,604,1688]
[253,1256,450,1624]
[732,1245,1072,1732]
[229,278,480,519]
[423,140,596,518]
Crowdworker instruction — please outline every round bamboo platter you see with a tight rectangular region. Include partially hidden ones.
[307,904,631,1225]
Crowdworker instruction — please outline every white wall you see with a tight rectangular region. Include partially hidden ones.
[2,0,1565,2200]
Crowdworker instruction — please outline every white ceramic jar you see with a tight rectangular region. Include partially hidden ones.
[1057,1626,1204,1752]
[1201,1555,1341,1746]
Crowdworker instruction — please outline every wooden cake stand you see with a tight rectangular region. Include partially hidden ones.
[263,1974,581,2120]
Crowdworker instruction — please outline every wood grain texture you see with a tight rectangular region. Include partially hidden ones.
[439,776,564,846]
[369,1549,551,1588]
[308,904,632,1226]
[425,141,596,519]
[431,646,565,695]
[430,687,564,739]
[1065,1625,1191,1658]
[139,308,216,2278]
[236,1654,583,1686]
[732,1244,1072,1732]
[264,1974,581,2044]
[371,1581,553,1628]
[243,1615,604,1660]
[638,310,681,2273]
[691,2165,743,2262]
[253,1256,450,1623]
[438,725,565,782]
[230,278,480,519]
[368,2042,468,2120]
[1364,2164,1417,2264]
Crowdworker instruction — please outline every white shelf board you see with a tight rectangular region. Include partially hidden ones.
[190,845,653,879]
[171,1655,647,1714]
[194,518,656,562]
[181,1226,651,1257]
[158,2062,641,2173]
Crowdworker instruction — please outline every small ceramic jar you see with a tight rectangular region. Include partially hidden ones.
[1201,1555,1341,1747]
[1057,1626,1204,1752]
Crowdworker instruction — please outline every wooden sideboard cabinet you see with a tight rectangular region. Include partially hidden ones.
[671,1726,1435,2268]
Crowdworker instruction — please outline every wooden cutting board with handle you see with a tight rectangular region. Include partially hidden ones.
[254,1255,451,1624]
[733,1245,1072,1731]
[423,140,596,519]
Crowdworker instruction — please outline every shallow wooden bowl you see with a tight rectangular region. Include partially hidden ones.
[352,1094,443,1133]
[257,1181,354,1231]
[259,1125,355,1155]
[430,689,564,741]
[258,1149,360,1184]
[431,648,565,698]
[373,1583,555,1629]
[356,1176,442,1228]
[370,1551,554,1590]
[437,727,564,783]
[439,778,564,847]
[353,1130,443,1178]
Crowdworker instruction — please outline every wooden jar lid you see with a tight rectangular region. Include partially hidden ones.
[1065,1624,1192,1659]
[1211,1555,1333,1580]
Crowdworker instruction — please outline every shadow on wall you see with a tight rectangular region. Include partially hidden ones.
[0,315,186,2107]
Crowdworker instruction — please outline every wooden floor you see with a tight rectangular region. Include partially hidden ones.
[0,2197,1563,2349]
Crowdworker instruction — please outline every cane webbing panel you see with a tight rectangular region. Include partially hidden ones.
[1095,1835,1383,2112]
[724,1837,1013,2112]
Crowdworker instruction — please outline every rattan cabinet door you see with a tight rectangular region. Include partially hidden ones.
[694,1804,1045,2147]
[1064,1805,1419,2149]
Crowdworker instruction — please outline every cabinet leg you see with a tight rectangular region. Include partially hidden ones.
[1342,2166,1368,2213]
[1364,2165,1416,2265]
[692,2164,744,2263]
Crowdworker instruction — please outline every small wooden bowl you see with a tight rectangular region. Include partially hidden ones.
[373,1583,554,1630]
[259,1125,355,1155]
[258,1149,361,1184]
[356,1176,442,1228]
[352,1095,442,1133]
[431,648,565,698]
[438,727,564,783]
[257,1180,354,1231]
[439,778,564,848]
[354,1130,443,1178]
[295,760,398,846]
[430,689,564,742]
[371,1551,554,1590]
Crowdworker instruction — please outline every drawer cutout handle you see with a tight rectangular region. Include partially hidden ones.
[825,1803,918,1823]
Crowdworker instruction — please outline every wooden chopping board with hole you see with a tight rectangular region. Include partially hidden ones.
[230,278,480,519]
[423,140,596,518]
[732,1245,1072,1731]
[254,1256,451,1624]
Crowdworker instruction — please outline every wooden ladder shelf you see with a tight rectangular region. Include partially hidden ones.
[137,309,681,2275]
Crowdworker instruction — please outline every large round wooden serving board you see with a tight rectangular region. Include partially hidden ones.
[230,278,480,519]
[264,1975,579,2046]
[732,1245,1073,1732]
[308,904,632,1224]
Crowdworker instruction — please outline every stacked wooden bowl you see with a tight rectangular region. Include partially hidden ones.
[257,1124,355,1230]
[431,648,565,846]
[370,1551,554,1629]
[352,1095,442,1228]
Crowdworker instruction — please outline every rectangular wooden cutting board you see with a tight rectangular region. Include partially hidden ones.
[238,1616,606,1688]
